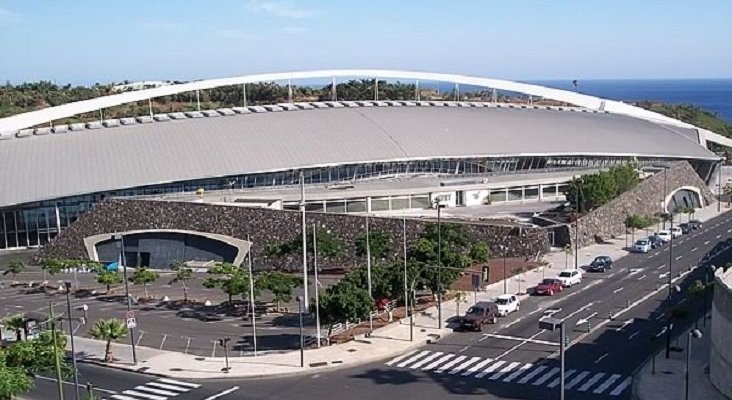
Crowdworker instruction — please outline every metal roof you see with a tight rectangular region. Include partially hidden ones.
[0,106,717,208]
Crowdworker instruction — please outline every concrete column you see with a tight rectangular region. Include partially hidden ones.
[366,197,372,213]
[539,184,545,201]
[521,187,526,203]
[504,188,509,203]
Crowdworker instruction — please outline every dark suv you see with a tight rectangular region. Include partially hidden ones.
[688,219,703,230]
[587,255,613,272]
[460,301,499,332]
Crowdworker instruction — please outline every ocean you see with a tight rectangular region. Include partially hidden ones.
[531,79,732,123]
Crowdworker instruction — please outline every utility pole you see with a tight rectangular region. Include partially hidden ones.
[366,216,373,333]
[246,235,257,356]
[49,302,64,400]
[575,186,580,270]
[312,224,321,347]
[64,283,80,400]
[403,215,410,341]
[116,235,137,364]
[299,172,309,310]
[437,203,443,328]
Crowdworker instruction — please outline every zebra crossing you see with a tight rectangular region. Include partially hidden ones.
[103,378,201,400]
[384,350,632,397]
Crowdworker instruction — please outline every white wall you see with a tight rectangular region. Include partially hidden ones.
[464,189,490,206]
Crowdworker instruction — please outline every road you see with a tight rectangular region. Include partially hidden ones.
[24,211,732,400]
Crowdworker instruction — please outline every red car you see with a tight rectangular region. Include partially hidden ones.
[534,278,563,296]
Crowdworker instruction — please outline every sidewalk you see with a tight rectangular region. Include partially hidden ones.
[632,322,728,400]
[66,201,731,379]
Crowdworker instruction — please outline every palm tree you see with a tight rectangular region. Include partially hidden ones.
[89,318,128,363]
[4,314,25,342]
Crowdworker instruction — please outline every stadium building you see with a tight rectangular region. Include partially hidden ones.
[0,70,729,252]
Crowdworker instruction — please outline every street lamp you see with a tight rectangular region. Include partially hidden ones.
[296,295,304,368]
[685,329,703,400]
[539,317,566,400]
[666,284,681,358]
[113,234,137,365]
[64,281,81,400]
[499,244,507,294]
[436,201,445,329]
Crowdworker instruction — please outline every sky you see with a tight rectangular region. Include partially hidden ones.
[1,0,731,85]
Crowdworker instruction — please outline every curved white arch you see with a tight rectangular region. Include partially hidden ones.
[0,69,697,133]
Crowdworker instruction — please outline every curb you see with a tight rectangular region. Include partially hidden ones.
[77,358,169,378]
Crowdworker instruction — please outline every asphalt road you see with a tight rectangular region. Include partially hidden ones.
[22,210,732,400]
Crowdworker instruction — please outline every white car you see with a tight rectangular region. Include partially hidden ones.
[495,294,520,316]
[670,227,683,238]
[556,269,583,287]
[655,230,672,243]
[632,239,652,253]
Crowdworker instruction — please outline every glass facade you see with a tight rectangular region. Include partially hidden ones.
[0,155,714,250]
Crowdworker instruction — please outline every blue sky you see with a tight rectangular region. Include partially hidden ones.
[1,0,730,84]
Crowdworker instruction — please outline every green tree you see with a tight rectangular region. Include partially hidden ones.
[313,281,372,336]
[256,271,299,310]
[39,258,64,278]
[170,262,194,303]
[563,244,573,269]
[469,243,490,263]
[129,267,159,299]
[2,315,25,342]
[408,223,471,295]
[341,264,400,301]
[0,355,34,400]
[625,214,649,242]
[96,270,122,293]
[354,231,392,260]
[687,279,707,327]
[3,260,23,283]
[88,319,128,363]
[202,262,253,304]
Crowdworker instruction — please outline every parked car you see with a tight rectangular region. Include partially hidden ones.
[495,294,520,316]
[655,230,672,243]
[556,269,583,287]
[588,256,613,272]
[679,223,692,234]
[689,219,703,230]
[460,301,499,331]
[671,226,683,238]
[633,239,652,253]
[534,278,563,296]
[648,235,664,249]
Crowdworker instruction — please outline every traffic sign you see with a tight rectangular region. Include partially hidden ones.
[126,318,137,329]
[125,310,135,319]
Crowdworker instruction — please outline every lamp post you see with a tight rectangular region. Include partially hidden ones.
[499,245,507,294]
[718,161,722,212]
[685,329,703,400]
[574,188,580,270]
[299,172,309,310]
[296,296,304,368]
[665,212,676,359]
[246,235,257,356]
[436,201,445,329]
[49,303,64,400]
[114,234,137,365]
[312,225,321,347]
[402,215,411,341]
[64,282,81,400]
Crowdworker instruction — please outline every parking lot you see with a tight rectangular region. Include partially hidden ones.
[0,250,326,358]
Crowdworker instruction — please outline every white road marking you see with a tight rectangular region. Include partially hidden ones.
[675,256,683,261]
[678,298,688,305]
[396,350,430,368]
[628,331,640,340]
[458,345,470,353]
[494,331,552,359]
[578,372,606,392]
[595,353,609,363]
[657,264,666,270]
[145,382,191,392]
[717,234,722,239]
[121,390,166,400]
[156,378,201,388]
[609,376,633,396]
[448,356,481,375]
[410,351,444,369]
[613,287,623,294]
[422,353,455,371]
[111,395,142,400]
[461,358,494,376]
[637,274,647,280]
[594,374,622,394]
[533,367,560,386]
[482,333,557,346]
[615,318,634,332]
[527,309,542,316]
[488,361,520,380]
[385,350,417,366]
[134,386,178,396]
[474,360,506,378]
[647,255,654,259]
[565,370,591,389]
[502,317,523,329]
[202,387,240,400]
[503,363,533,382]
[659,272,669,279]
[434,355,467,373]
[704,241,710,245]
[548,369,576,388]
[517,365,546,384]
[691,247,698,252]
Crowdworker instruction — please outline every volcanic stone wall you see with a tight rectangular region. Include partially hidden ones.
[569,161,715,248]
[41,199,550,270]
